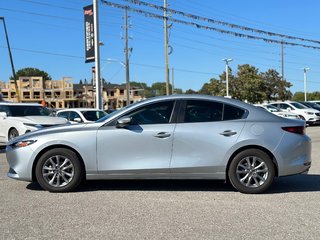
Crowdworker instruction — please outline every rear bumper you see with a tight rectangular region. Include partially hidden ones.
[274,133,312,176]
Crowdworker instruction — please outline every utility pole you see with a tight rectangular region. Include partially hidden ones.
[164,0,170,95]
[93,0,102,110]
[222,58,233,98]
[0,17,19,102]
[171,67,174,94]
[281,41,285,81]
[124,6,131,106]
[303,67,310,101]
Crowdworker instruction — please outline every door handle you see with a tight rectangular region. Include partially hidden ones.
[220,130,237,137]
[154,132,171,138]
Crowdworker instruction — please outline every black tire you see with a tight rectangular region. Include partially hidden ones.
[228,149,275,194]
[35,148,84,192]
[8,128,19,140]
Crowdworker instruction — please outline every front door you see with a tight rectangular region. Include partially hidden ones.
[96,100,176,176]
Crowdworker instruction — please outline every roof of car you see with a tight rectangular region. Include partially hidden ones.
[141,94,252,108]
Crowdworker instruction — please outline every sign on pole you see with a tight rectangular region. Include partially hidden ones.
[84,5,95,63]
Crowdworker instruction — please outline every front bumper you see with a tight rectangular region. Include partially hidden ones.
[6,145,35,181]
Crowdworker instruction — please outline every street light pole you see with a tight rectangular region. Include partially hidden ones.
[222,58,233,98]
[0,17,19,102]
[303,67,310,101]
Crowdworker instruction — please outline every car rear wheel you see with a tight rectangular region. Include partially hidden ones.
[8,128,19,140]
[35,148,84,192]
[228,149,275,194]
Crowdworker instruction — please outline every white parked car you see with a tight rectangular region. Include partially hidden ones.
[56,108,107,124]
[255,104,301,120]
[0,102,68,145]
[270,101,320,124]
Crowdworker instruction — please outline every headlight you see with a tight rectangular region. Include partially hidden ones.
[12,140,37,148]
[305,112,314,115]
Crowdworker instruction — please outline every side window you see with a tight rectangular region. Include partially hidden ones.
[184,100,223,123]
[0,105,10,116]
[281,104,292,110]
[127,101,174,125]
[223,104,245,120]
[69,111,82,122]
[57,111,69,120]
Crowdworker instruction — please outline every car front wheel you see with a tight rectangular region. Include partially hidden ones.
[228,149,275,194]
[8,128,19,140]
[35,148,84,192]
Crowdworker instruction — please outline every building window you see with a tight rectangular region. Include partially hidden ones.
[33,91,41,99]
[120,89,124,95]
[23,92,30,99]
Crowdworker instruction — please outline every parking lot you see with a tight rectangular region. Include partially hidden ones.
[0,128,320,240]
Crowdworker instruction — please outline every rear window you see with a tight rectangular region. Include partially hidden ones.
[183,100,246,123]
[223,104,246,120]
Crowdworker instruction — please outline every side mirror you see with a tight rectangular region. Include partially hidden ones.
[0,112,7,119]
[73,117,82,123]
[286,107,291,112]
[116,116,132,128]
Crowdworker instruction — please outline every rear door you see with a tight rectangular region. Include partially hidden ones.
[170,100,246,177]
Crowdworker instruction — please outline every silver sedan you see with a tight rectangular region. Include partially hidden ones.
[6,95,311,194]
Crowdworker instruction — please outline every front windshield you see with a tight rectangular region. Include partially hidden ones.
[291,102,307,109]
[8,105,51,116]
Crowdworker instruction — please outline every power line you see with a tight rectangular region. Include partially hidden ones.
[101,1,320,50]
[172,0,316,37]
[122,0,320,45]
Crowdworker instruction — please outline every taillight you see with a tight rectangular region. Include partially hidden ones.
[282,126,305,135]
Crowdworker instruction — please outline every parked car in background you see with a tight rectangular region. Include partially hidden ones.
[255,104,301,120]
[6,95,311,194]
[308,100,320,105]
[299,101,320,111]
[0,102,68,145]
[270,101,320,124]
[56,108,107,123]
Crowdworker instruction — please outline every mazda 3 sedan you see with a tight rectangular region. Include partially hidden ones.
[6,95,311,194]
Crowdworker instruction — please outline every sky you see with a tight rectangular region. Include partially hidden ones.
[1,0,320,94]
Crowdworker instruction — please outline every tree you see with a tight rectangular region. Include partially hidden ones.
[151,82,172,96]
[199,78,225,96]
[260,69,292,101]
[174,88,183,94]
[292,92,305,101]
[308,92,320,100]
[185,89,198,94]
[199,67,234,96]
[231,64,266,103]
[11,67,52,80]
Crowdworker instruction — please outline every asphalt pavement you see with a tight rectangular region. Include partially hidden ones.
[0,127,320,240]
